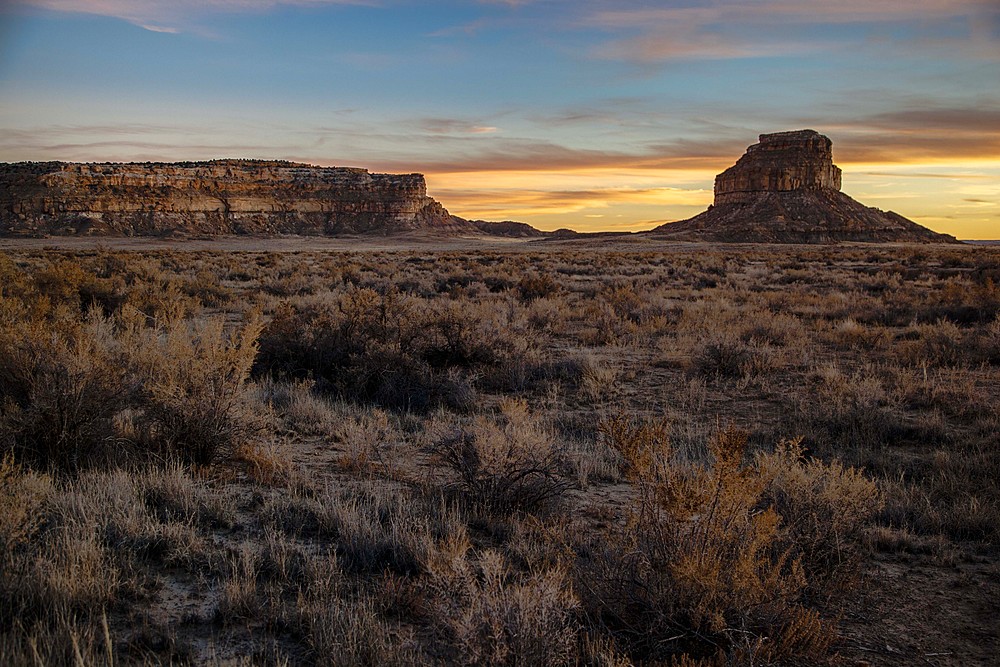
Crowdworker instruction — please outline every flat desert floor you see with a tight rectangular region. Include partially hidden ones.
[1,237,997,665]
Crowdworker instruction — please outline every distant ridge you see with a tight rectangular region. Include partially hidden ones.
[650,130,958,244]
[468,220,549,238]
[0,147,961,243]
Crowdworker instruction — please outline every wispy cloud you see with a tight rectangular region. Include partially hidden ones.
[826,104,1000,163]
[583,1,997,29]
[0,121,293,161]
[367,141,722,174]
[7,101,999,174]
[865,172,999,180]
[434,183,710,220]
[582,0,999,62]
[136,23,180,34]
[420,118,501,135]
[427,18,492,38]
[10,0,378,32]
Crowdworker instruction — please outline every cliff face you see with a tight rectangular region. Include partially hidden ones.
[0,160,471,237]
[714,130,842,205]
[654,130,957,243]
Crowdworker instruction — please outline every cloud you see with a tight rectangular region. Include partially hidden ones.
[836,135,1000,163]
[434,184,710,219]
[136,23,180,34]
[596,35,822,62]
[826,105,1000,163]
[583,1,996,29]
[864,171,998,180]
[365,141,726,175]
[6,98,1000,175]
[0,121,293,161]
[581,0,999,62]
[426,18,492,38]
[10,0,378,32]
[420,118,500,135]
[2,115,992,235]
[861,107,1000,134]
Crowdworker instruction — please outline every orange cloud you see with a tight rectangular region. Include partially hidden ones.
[1,113,996,237]
[426,167,714,230]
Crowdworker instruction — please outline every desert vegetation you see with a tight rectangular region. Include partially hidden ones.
[1,242,998,665]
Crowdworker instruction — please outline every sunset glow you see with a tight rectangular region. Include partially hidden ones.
[1,1,997,237]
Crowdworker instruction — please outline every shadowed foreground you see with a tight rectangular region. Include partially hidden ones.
[1,241,997,665]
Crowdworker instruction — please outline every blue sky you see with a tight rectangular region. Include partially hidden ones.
[1,0,998,237]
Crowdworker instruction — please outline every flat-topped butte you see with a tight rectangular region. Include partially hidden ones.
[654,130,957,243]
[0,160,464,237]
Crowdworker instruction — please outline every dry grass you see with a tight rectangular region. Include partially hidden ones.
[583,423,866,663]
[131,313,267,465]
[424,550,579,666]
[429,398,574,519]
[1,243,997,664]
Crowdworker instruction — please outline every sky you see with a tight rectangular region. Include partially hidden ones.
[0,1,998,238]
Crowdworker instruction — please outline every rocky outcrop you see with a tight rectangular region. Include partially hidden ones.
[469,220,549,238]
[0,160,475,237]
[653,130,957,243]
[714,130,842,204]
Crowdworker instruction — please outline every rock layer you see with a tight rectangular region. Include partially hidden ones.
[654,130,957,243]
[0,160,471,237]
[714,130,841,204]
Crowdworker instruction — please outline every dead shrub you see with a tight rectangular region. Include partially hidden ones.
[266,485,460,576]
[141,463,236,529]
[0,312,131,473]
[235,439,295,487]
[425,549,580,666]
[181,269,234,307]
[126,279,200,324]
[691,332,778,381]
[805,364,908,449]
[297,556,420,665]
[898,319,966,367]
[430,399,573,518]
[597,413,670,481]
[580,426,842,664]
[330,491,428,576]
[578,354,619,402]
[422,298,532,369]
[334,408,399,473]
[828,317,890,351]
[517,273,561,303]
[0,472,126,643]
[256,379,339,435]
[132,313,266,465]
[31,259,89,310]
[0,453,54,555]
[756,438,882,599]
[254,290,481,411]
[922,276,1000,324]
[881,442,1000,542]
[0,611,118,667]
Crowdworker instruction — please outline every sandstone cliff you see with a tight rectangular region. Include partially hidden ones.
[653,130,957,243]
[0,160,475,237]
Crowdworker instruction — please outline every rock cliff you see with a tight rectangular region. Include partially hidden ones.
[714,130,842,204]
[0,160,474,237]
[653,130,957,243]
